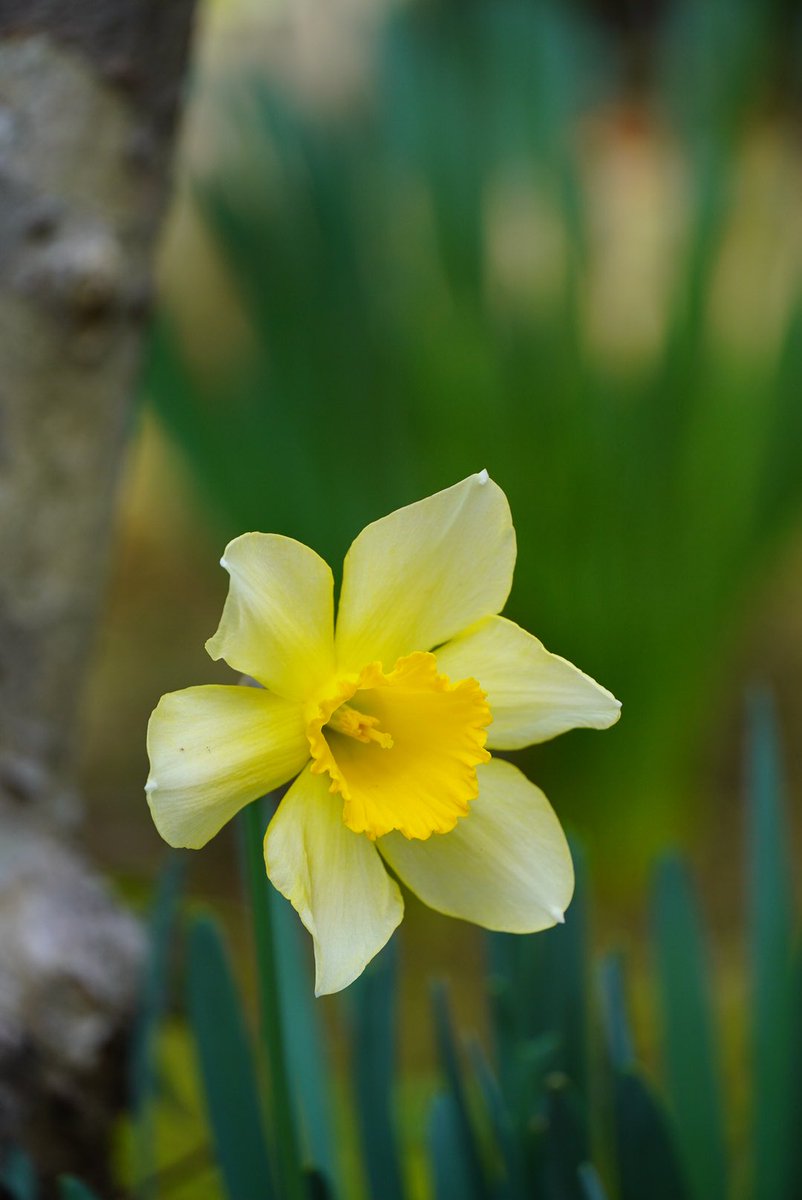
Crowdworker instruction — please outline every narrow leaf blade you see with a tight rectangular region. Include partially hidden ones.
[652,856,727,1200]
[613,1072,692,1200]
[431,982,490,1200]
[349,941,406,1200]
[0,1149,36,1200]
[58,1180,101,1200]
[746,694,795,1200]
[186,915,275,1200]
[599,954,634,1072]
[428,1093,480,1200]
[578,1163,610,1200]
[270,886,339,1192]
[130,854,187,1198]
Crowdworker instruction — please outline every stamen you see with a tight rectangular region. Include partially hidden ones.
[328,703,394,749]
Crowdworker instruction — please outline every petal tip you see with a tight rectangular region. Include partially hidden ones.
[548,904,566,925]
[476,468,489,485]
[144,778,156,793]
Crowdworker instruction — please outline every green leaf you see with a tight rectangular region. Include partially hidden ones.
[600,953,690,1200]
[487,841,590,1138]
[785,947,802,1199]
[270,885,339,1193]
[240,802,305,1200]
[130,854,187,1196]
[527,843,591,1091]
[467,1036,524,1199]
[612,1072,692,1200]
[428,1093,481,1200]
[304,1168,337,1200]
[539,1074,590,1200]
[660,0,769,145]
[186,915,276,1200]
[578,1163,609,1200]
[431,981,491,1200]
[509,1031,562,1180]
[599,954,634,1072]
[486,936,522,1105]
[652,856,727,1200]
[746,693,795,1200]
[0,1149,36,1200]
[58,1180,101,1200]
[349,940,406,1200]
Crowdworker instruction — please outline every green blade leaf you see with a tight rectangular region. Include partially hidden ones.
[270,886,339,1193]
[539,1074,590,1200]
[58,1180,101,1200]
[746,693,795,1200]
[130,854,187,1197]
[240,802,305,1200]
[652,856,727,1200]
[0,1149,36,1200]
[349,940,406,1200]
[612,1072,692,1200]
[486,935,522,1105]
[601,953,691,1200]
[304,1168,337,1200]
[599,954,634,1072]
[786,947,802,1197]
[428,1093,481,1200]
[431,981,491,1200]
[487,840,590,1138]
[578,1163,609,1200]
[186,915,276,1200]
[466,1036,524,1199]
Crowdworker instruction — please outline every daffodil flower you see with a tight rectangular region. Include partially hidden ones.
[146,473,620,994]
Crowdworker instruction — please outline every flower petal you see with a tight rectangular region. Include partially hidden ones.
[264,765,404,995]
[146,686,308,849]
[379,758,573,932]
[206,533,336,701]
[436,617,621,749]
[335,472,516,673]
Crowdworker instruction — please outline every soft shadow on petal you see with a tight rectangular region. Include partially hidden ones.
[335,472,516,674]
[436,616,621,749]
[264,765,404,995]
[206,533,336,701]
[146,685,309,849]
[379,758,573,932]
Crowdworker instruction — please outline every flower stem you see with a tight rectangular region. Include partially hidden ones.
[241,799,305,1200]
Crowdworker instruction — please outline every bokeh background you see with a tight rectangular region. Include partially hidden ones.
[72,0,802,1191]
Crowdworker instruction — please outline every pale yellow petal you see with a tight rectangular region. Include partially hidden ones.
[264,765,404,995]
[335,472,516,673]
[206,533,336,701]
[146,686,308,849]
[379,758,573,932]
[436,616,621,749]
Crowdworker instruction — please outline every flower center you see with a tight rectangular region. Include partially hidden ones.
[306,651,491,841]
[326,703,394,749]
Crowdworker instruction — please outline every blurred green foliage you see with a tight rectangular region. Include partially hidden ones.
[147,0,802,871]
[103,696,796,1200]
[7,686,795,1197]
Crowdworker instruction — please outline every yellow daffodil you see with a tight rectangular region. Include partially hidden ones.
[146,473,620,994]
